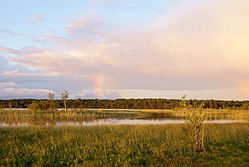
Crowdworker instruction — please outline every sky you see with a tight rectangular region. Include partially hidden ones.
[0,0,249,100]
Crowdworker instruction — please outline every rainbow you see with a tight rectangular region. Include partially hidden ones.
[93,74,105,97]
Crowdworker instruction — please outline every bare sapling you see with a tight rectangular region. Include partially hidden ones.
[61,91,69,112]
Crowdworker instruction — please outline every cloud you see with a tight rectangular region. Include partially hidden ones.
[0,29,23,38]
[0,55,14,71]
[28,14,46,24]
[66,17,103,36]
[2,0,249,99]
[238,83,249,99]
[0,70,61,77]
[76,89,121,99]
[103,0,249,91]
[0,46,22,55]
[0,29,16,37]
[0,82,17,88]
[0,82,52,99]
[0,87,51,99]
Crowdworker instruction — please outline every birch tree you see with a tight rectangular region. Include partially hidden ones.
[61,91,69,112]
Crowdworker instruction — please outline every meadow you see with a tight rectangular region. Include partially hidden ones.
[0,109,249,166]
[0,124,249,166]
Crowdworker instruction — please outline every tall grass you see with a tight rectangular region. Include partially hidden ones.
[0,109,151,126]
[1,109,248,126]
[0,123,249,166]
[142,109,249,121]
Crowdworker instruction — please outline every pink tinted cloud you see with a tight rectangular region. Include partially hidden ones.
[0,70,61,77]
[0,82,52,99]
[0,87,51,98]
[0,46,22,55]
[66,17,103,35]
[4,0,249,99]
[0,82,17,88]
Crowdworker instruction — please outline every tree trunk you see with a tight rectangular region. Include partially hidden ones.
[64,100,67,112]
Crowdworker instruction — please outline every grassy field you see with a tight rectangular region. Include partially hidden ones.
[1,123,249,166]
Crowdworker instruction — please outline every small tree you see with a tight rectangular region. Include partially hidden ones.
[181,95,206,152]
[61,90,69,112]
[28,101,39,119]
[48,92,55,112]
[28,101,39,112]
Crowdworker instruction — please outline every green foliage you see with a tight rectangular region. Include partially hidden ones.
[27,101,50,111]
[181,95,206,152]
[28,101,39,112]
[0,124,249,166]
[48,92,56,112]
[185,103,206,126]
[1,98,249,110]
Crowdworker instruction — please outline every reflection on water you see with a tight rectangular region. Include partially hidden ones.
[56,119,185,126]
[1,109,249,127]
[0,118,247,127]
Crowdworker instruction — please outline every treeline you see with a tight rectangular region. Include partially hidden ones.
[1,98,249,110]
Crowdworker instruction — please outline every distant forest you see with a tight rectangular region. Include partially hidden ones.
[1,99,249,110]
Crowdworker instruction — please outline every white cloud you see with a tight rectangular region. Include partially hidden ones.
[0,87,51,99]
[0,82,52,99]
[0,70,61,77]
[76,89,121,99]
[0,82,17,88]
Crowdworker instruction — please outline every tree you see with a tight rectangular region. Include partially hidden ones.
[48,92,54,100]
[48,92,55,112]
[181,95,206,152]
[8,101,12,109]
[61,91,69,111]
[28,101,39,112]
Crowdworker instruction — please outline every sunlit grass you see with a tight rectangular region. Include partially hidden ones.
[0,109,151,126]
[141,109,249,121]
[0,109,249,126]
[0,123,249,166]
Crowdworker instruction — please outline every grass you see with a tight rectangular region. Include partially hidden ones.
[1,109,249,166]
[0,109,151,126]
[1,123,249,166]
[1,109,249,126]
[142,109,249,121]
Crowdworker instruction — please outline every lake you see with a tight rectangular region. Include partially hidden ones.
[0,118,247,127]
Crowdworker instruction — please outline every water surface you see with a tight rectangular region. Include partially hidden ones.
[0,118,247,127]
[1,109,248,127]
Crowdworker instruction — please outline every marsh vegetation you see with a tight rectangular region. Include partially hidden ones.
[1,124,249,166]
[0,109,248,127]
[1,104,249,166]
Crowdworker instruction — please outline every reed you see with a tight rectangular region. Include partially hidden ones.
[0,123,249,166]
[1,109,249,127]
